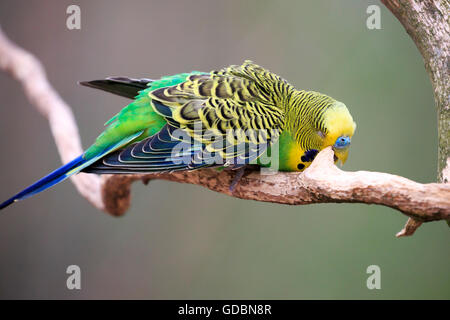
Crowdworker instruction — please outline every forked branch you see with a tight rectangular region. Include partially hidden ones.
[0,5,448,238]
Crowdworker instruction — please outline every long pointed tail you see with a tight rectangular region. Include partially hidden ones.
[1,129,145,211]
[0,156,86,210]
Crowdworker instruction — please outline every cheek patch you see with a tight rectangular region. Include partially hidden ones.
[297,163,305,170]
[300,149,319,162]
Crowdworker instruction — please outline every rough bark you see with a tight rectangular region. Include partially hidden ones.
[99,148,450,223]
[381,0,449,183]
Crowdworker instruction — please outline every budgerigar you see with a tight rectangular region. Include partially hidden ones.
[0,61,356,210]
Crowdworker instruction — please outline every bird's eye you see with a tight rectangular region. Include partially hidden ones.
[334,136,350,149]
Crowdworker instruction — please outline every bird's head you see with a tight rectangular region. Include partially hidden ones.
[285,91,356,170]
[320,101,356,165]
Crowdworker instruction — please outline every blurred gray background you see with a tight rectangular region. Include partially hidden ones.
[0,0,448,299]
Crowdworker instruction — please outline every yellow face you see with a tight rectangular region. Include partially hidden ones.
[322,101,356,165]
[274,101,356,172]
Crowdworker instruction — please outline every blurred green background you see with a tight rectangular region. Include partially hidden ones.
[0,0,448,299]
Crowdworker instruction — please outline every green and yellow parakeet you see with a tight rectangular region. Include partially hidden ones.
[0,61,356,210]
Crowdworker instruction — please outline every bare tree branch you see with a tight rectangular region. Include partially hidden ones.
[100,148,450,223]
[380,0,450,234]
[381,0,449,183]
[0,27,104,211]
[0,11,448,237]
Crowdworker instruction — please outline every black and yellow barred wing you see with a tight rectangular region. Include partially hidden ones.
[85,61,288,173]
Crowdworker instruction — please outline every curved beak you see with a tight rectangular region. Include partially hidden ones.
[333,148,349,165]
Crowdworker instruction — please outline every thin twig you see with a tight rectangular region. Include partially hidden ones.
[0,26,104,211]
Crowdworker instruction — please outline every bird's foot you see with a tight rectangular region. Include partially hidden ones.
[228,166,246,193]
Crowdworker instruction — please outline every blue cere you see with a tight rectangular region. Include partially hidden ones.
[333,136,351,149]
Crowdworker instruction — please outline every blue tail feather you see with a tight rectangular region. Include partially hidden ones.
[0,156,85,210]
[0,130,145,211]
